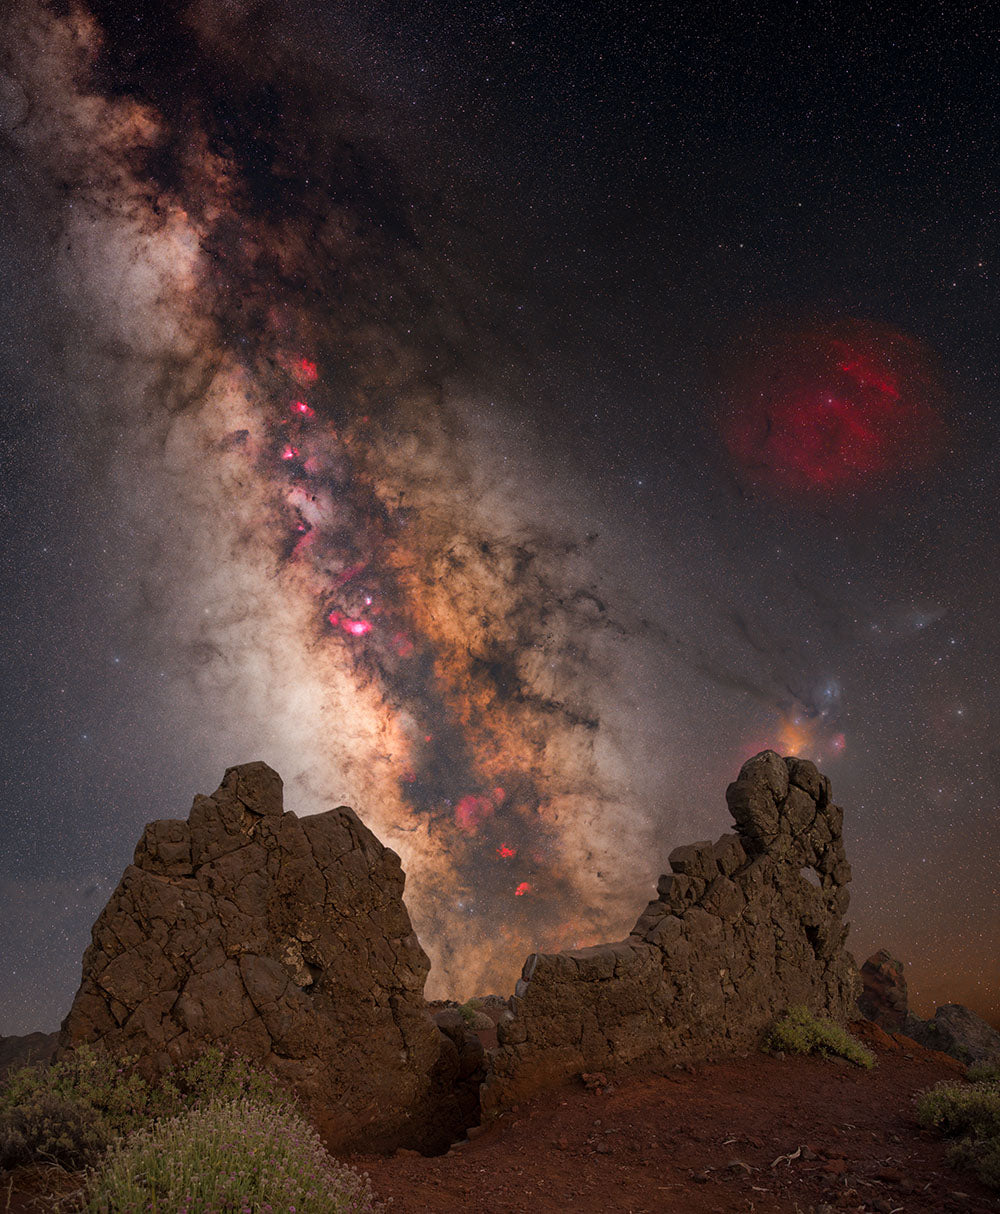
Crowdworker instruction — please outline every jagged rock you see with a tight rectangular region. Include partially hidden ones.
[905,1004,1000,1066]
[57,762,470,1152]
[0,1032,57,1077]
[858,951,1000,1066]
[858,950,909,1032]
[482,751,860,1114]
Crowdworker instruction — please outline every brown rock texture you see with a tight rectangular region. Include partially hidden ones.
[858,948,910,1031]
[905,1002,1000,1066]
[57,762,465,1152]
[482,750,860,1113]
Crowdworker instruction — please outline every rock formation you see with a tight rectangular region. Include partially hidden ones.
[858,949,909,1032]
[57,762,479,1152]
[58,750,864,1148]
[482,750,860,1113]
[910,1003,1000,1065]
[857,950,1000,1066]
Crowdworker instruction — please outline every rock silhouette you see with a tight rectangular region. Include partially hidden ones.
[59,751,863,1148]
[57,762,478,1152]
[858,948,909,1032]
[482,750,860,1112]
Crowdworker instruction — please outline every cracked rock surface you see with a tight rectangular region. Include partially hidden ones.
[482,750,861,1113]
[57,762,464,1152]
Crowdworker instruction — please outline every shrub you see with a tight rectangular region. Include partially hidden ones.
[765,1006,876,1069]
[83,1096,384,1213]
[916,1077,1000,1190]
[968,1060,1000,1084]
[0,1044,295,1172]
[0,1087,112,1170]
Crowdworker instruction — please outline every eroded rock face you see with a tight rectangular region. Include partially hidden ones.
[57,762,462,1152]
[482,751,860,1112]
[905,1003,1000,1066]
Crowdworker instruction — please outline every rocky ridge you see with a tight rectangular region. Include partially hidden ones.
[858,950,1000,1065]
[481,750,860,1112]
[56,751,864,1151]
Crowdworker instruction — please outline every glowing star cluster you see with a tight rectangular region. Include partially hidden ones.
[720,320,946,495]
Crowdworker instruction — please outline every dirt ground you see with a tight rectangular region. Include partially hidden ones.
[3,1023,996,1213]
[351,1023,998,1214]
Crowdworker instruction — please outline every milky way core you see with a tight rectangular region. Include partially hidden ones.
[720,320,946,495]
[0,0,670,1000]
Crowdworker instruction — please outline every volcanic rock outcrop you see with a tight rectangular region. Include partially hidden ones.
[57,762,480,1152]
[858,948,909,1032]
[60,750,863,1147]
[857,950,1000,1065]
[482,750,860,1112]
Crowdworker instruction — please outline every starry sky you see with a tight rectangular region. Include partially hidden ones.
[1,1,997,1035]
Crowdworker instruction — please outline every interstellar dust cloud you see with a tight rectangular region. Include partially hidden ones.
[1,1,674,996]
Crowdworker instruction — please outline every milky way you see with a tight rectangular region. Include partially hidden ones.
[2,2,997,1029]
[1,0,673,997]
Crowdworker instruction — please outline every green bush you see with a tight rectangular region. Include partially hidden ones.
[916,1077,1000,1190]
[765,1005,876,1069]
[84,1096,383,1213]
[968,1060,1000,1084]
[0,1044,295,1171]
[0,1087,112,1170]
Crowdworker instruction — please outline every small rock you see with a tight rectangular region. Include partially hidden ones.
[581,1071,608,1090]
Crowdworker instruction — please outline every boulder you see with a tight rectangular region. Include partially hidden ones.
[905,1003,1000,1066]
[57,762,469,1152]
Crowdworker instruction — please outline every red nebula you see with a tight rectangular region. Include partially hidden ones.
[291,400,314,417]
[497,843,517,858]
[327,612,372,637]
[393,632,415,658]
[719,319,945,494]
[514,882,532,897]
[296,357,318,383]
[280,445,299,461]
[454,794,494,832]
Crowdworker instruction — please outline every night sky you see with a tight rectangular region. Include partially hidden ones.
[1,1,997,1035]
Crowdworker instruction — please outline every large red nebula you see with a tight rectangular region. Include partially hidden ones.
[720,320,946,494]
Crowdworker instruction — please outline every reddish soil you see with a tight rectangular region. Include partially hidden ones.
[3,1025,996,1213]
[352,1024,998,1214]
